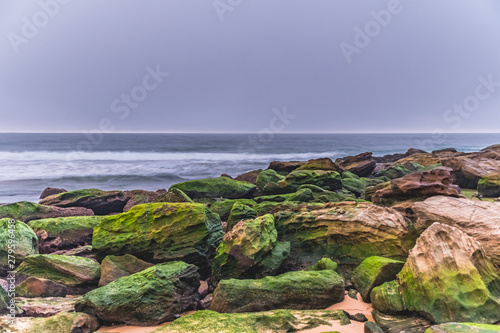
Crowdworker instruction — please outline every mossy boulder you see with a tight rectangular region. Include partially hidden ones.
[279,170,342,192]
[478,173,500,197]
[12,311,100,333]
[15,276,68,298]
[0,286,9,314]
[306,258,338,271]
[154,309,350,333]
[256,169,285,194]
[378,164,412,179]
[153,188,194,203]
[75,262,200,325]
[254,188,315,204]
[425,323,500,332]
[352,256,405,302]
[341,177,366,197]
[0,201,93,223]
[226,202,257,230]
[296,158,341,172]
[398,222,500,324]
[211,269,345,313]
[98,254,154,287]
[170,177,256,199]
[212,215,289,280]
[372,310,432,333]
[15,254,100,292]
[0,218,38,270]
[39,188,128,215]
[123,189,161,211]
[370,280,405,314]
[210,199,256,220]
[92,203,223,273]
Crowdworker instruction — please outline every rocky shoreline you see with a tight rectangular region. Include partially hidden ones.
[1,144,500,332]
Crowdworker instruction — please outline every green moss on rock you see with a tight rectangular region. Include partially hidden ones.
[478,173,500,198]
[256,169,285,193]
[279,170,342,192]
[153,188,194,203]
[210,199,257,220]
[170,177,256,199]
[0,218,38,266]
[370,280,405,314]
[0,201,93,223]
[425,323,500,332]
[226,202,258,230]
[306,258,338,271]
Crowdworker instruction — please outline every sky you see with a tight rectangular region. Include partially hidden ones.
[1,0,500,133]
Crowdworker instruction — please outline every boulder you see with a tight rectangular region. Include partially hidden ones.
[336,152,376,177]
[154,309,350,333]
[373,167,462,205]
[352,256,404,302]
[234,170,262,184]
[15,277,67,298]
[28,216,105,254]
[212,214,289,280]
[170,177,256,199]
[306,257,338,271]
[1,311,100,333]
[365,321,385,333]
[92,203,223,274]
[17,296,79,317]
[39,187,67,200]
[98,254,154,287]
[153,188,194,204]
[376,164,412,179]
[15,254,101,294]
[296,157,341,171]
[255,169,285,194]
[372,310,432,333]
[0,218,38,274]
[0,202,93,223]
[370,280,405,314]
[211,269,344,313]
[75,262,200,326]
[267,160,306,174]
[341,172,366,197]
[226,202,257,230]
[412,196,500,265]
[441,155,500,188]
[478,172,500,197]
[425,323,500,332]
[278,170,342,192]
[123,189,159,211]
[392,153,441,168]
[210,199,256,220]
[39,189,128,215]
[51,245,94,258]
[278,202,416,268]
[398,222,500,324]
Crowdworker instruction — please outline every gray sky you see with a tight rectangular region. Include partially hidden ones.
[1,0,500,133]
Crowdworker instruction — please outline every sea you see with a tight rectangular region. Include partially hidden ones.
[1,133,499,203]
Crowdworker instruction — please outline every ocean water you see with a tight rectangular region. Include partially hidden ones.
[1,133,499,203]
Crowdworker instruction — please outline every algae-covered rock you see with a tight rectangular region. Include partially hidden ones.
[256,169,285,193]
[425,323,500,332]
[170,177,256,199]
[352,256,404,302]
[398,222,500,324]
[370,280,405,314]
[341,177,366,197]
[372,310,432,333]
[279,170,342,192]
[75,262,200,326]
[0,201,93,223]
[378,164,412,179]
[5,311,100,333]
[211,269,344,313]
[15,277,67,298]
[28,215,105,253]
[39,188,128,215]
[306,258,338,271]
[210,199,256,220]
[226,202,257,230]
[336,152,376,177]
[98,254,154,287]
[123,189,160,211]
[0,218,38,270]
[153,188,194,204]
[478,172,500,197]
[212,215,289,280]
[15,254,100,292]
[92,203,223,272]
[154,309,350,333]
[296,158,341,172]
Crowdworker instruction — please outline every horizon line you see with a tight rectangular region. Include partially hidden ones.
[1,131,500,135]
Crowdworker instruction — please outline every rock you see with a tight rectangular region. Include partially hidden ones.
[92,203,223,274]
[210,198,256,221]
[278,202,416,268]
[1,311,99,333]
[412,196,500,265]
[374,149,427,164]
[15,255,101,294]
[39,189,128,215]
[278,170,342,192]
[432,147,458,155]
[226,202,257,230]
[425,323,500,332]
[51,245,94,258]
[348,312,368,322]
[0,286,9,314]
[478,172,500,197]
[365,181,391,201]
[370,280,405,314]
[377,164,413,179]
[39,188,67,200]
[373,167,462,205]
[123,189,159,211]
[28,216,105,254]
[212,215,289,280]
[0,219,38,274]
[0,202,93,223]
[153,188,194,204]
[306,258,338,271]
[348,288,358,300]
[255,169,285,194]
[155,309,350,333]
[267,160,306,174]
[336,152,376,177]
[17,296,79,317]
[398,222,500,324]
[234,170,262,184]
[364,321,385,333]
[75,262,200,326]
[296,158,341,171]
[287,188,315,202]
[170,177,256,199]
[372,310,432,333]
[198,280,209,298]
[70,313,100,333]
[441,155,500,188]
[16,277,67,297]
[211,270,345,313]
[98,254,154,287]
[199,294,212,309]
[341,172,366,197]
[352,256,404,302]
[392,153,442,168]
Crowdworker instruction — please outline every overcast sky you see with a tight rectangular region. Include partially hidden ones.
[1,0,500,133]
